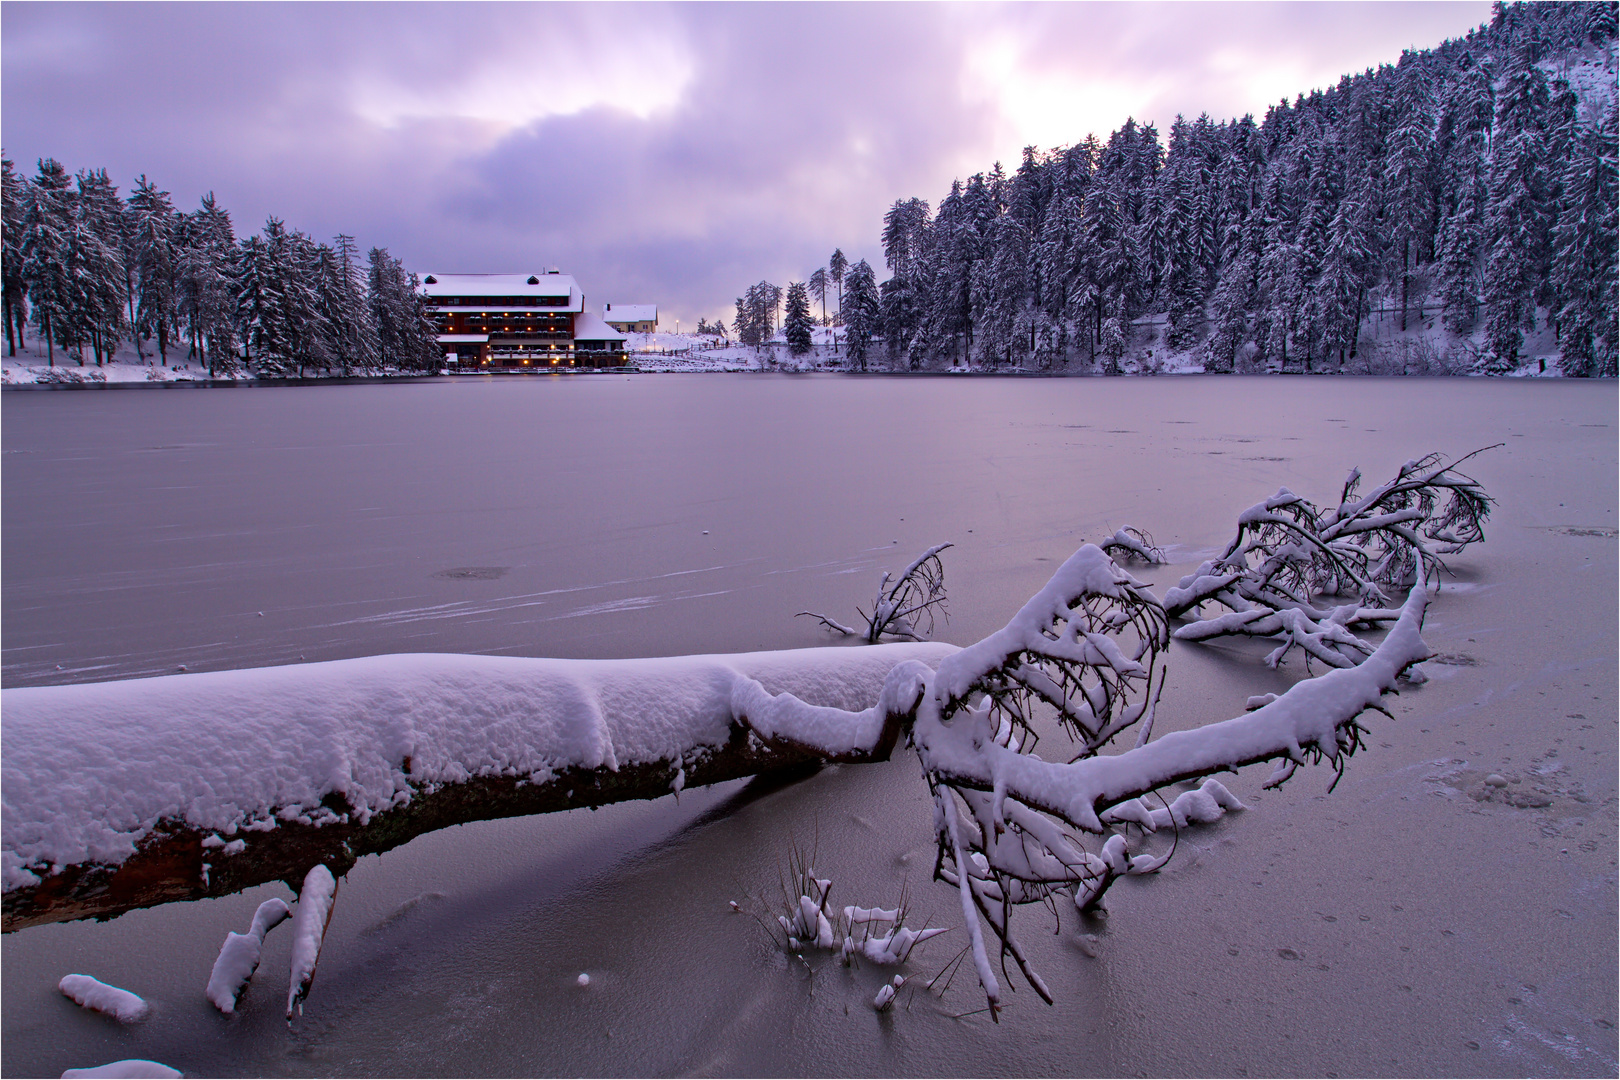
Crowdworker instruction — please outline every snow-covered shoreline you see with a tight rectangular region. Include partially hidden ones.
[2,322,1580,386]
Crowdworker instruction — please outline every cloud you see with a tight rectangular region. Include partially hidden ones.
[1,2,1493,326]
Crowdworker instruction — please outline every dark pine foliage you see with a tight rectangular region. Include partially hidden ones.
[1,156,438,375]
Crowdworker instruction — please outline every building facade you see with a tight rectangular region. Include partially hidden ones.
[421,272,628,371]
[603,303,657,334]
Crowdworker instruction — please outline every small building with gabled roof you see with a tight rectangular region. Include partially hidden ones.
[418,270,628,371]
[603,303,657,334]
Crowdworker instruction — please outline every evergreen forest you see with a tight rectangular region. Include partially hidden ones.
[767,2,1619,376]
[1,160,439,376]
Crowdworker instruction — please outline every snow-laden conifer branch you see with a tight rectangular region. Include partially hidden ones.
[799,543,952,643]
[1163,450,1492,667]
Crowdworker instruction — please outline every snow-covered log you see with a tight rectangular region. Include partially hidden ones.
[2,643,954,931]
[1163,450,1491,667]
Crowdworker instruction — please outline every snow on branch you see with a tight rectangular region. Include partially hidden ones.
[732,543,1434,1017]
[799,543,952,642]
[1163,449,1493,668]
[1100,526,1165,565]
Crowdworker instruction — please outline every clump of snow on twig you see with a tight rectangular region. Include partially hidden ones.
[1101,526,1165,565]
[206,897,292,1014]
[57,974,149,1023]
[286,865,338,1021]
[873,974,906,1011]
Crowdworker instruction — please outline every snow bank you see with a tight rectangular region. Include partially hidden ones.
[2,643,955,892]
[60,1061,182,1079]
[57,975,149,1022]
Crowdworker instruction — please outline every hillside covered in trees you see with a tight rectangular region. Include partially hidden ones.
[1,160,439,377]
[760,2,1619,376]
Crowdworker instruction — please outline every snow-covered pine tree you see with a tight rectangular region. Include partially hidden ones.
[1,157,23,356]
[367,247,437,373]
[841,258,879,371]
[827,248,847,324]
[67,171,127,366]
[20,159,74,365]
[180,193,238,375]
[808,267,828,325]
[1481,44,1553,371]
[128,175,181,364]
[1434,53,1493,334]
[783,280,813,356]
[314,235,378,376]
[1384,60,1439,332]
[1549,104,1619,376]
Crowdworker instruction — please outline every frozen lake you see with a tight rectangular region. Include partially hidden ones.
[3,374,1615,1077]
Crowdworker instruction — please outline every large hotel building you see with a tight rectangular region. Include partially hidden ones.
[421,271,636,371]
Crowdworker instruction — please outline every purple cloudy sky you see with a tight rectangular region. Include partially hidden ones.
[3,2,1492,327]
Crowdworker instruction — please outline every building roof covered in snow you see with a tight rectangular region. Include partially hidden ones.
[603,304,657,326]
[572,312,627,342]
[419,273,583,312]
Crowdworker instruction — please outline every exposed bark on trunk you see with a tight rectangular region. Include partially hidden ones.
[2,724,816,933]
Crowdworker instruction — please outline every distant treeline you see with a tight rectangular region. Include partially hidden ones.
[760,1,1619,376]
[1,160,439,376]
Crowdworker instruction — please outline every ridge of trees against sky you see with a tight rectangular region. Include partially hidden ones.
[1,1,1615,379]
[739,1,1618,377]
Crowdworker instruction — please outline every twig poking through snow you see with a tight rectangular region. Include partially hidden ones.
[57,975,149,1023]
[799,543,953,643]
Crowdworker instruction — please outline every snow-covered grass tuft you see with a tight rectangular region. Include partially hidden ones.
[771,847,946,969]
[58,975,149,1023]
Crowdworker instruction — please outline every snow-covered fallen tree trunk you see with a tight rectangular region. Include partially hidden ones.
[1,643,954,932]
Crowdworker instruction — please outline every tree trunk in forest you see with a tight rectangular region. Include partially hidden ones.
[1401,239,1410,333]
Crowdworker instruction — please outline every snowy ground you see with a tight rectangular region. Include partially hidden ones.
[1,340,216,386]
